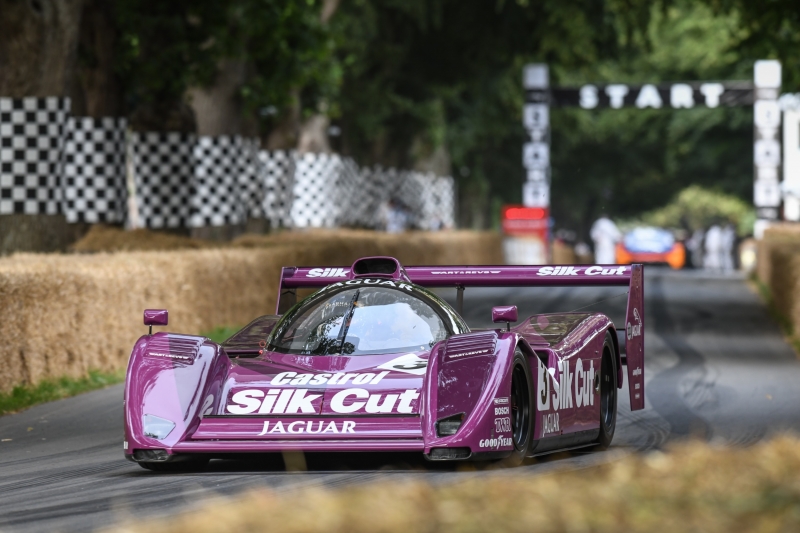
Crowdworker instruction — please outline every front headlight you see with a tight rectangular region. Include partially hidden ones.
[143,414,175,440]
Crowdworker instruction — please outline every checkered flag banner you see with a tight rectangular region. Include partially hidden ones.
[429,175,455,229]
[130,132,196,229]
[354,166,399,228]
[190,136,248,227]
[284,155,456,230]
[290,152,345,228]
[1,100,456,231]
[259,150,295,228]
[240,138,262,219]
[0,97,70,215]
[63,117,127,223]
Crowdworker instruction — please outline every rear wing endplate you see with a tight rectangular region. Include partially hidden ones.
[276,263,645,411]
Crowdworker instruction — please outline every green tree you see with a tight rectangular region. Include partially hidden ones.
[328,0,657,227]
[550,1,756,240]
[113,0,336,133]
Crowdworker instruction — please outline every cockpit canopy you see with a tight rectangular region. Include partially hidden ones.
[268,282,466,355]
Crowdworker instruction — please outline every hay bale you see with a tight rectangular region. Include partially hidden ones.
[70,225,216,253]
[757,224,800,286]
[106,435,800,533]
[0,230,502,393]
[770,247,800,334]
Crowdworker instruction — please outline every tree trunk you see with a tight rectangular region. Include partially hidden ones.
[297,115,332,154]
[293,0,341,155]
[188,60,256,137]
[186,60,260,240]
[265,89,301,150]
[0,0,89,254]
[0,0,84,97]
[70,0,124,117]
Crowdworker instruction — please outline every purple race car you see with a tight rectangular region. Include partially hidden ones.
[124,256,644,470]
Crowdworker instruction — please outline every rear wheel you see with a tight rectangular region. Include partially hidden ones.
[504,348,533,465]
[596,332,618,450]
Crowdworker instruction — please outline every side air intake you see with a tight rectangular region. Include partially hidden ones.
[145,333,203,363]
[443,331,498,362]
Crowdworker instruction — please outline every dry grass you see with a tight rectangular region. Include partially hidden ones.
[0,229,502,393]
[108,436,800,533]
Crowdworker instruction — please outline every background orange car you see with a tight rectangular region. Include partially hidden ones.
[616,227,685,269]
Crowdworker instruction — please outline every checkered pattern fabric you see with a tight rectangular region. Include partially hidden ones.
[290,152,344,228]
[130,132,195,229]
[284,154,456,230]
[189,136,247,227]
[335,159,372,227]
[1,102,456,231]
[260,150,295,228]
[62,117,127,223]
[430,176,456,229]
[240,138,263,219]
[351,166,399,228]
[0,97,70,215]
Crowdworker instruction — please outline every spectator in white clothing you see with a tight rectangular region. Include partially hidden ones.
[704,224,723,271]
[721,223,736,272]
[590,215,622,264]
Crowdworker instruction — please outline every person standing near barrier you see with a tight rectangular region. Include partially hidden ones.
[721,223,736,272]
[687,228,705,268]
[590,214,622,264]
[704,223,723,271]
[385,199,408,233]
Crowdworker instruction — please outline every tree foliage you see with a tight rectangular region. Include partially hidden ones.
[640,185,755,236]
[326,0,788,233]
[326,0,659,227]
[7,0,793,233]
[112,0,335,129]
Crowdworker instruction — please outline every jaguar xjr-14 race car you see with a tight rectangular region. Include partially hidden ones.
[124,256,645,470]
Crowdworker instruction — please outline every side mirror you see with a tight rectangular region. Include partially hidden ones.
[144,309,168,334]
[492,305,518,331]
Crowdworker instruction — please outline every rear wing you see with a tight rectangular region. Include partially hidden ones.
[276,263,645,411]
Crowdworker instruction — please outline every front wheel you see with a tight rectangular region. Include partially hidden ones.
[595,331,618,450]
[502,348,534,465]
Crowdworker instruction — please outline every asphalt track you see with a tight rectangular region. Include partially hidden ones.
[2,267,800,532]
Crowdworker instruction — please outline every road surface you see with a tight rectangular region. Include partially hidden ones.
[2,267,799,532]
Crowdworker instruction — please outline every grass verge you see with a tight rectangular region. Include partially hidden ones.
[0,326,239,418]
[108,436,800,533]
[0,369,125,417]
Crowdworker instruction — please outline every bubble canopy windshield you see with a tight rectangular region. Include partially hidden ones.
[268,283,466,356]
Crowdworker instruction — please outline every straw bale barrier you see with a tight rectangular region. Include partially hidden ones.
[107,435,800,533]
[756,223,800,287]
[0,230,502,393]
[757,225,800,336]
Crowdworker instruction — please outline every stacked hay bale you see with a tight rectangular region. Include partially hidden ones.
[0,229,502,393]
[757,224,800,335]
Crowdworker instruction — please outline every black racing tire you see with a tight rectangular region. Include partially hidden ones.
[595,331,618,450]
[502,348,534,465]
[138,457,210,472]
